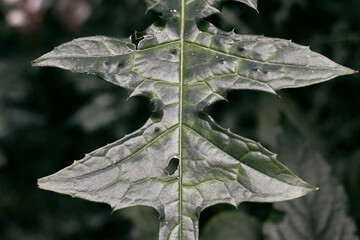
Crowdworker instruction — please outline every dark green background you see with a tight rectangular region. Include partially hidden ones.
[1,0,359,239]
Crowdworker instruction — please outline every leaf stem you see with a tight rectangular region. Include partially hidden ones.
[178,0,185,238]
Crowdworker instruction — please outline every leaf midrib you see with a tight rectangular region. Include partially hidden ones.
[178,0,185,239]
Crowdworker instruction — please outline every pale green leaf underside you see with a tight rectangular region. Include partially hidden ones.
[33,0,354,239]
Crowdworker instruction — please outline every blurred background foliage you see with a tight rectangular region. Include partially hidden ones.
[0,0,359,239]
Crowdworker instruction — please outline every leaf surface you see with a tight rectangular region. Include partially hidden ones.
[33,0,354,239]
[264,118,359,240]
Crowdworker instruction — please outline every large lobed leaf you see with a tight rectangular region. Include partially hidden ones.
[33,0,355,239]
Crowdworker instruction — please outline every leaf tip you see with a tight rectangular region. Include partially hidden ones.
[304,185,319,195]
[37,176,48,190]
[250,2,259,13]
[341,65,358,75]
[32,54,52,67]
[235,0,258,13]
[31,58,42,67]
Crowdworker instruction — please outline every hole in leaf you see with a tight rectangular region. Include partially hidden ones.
[170,49,178,55]
[237,46,245,52]
[164,157,179,176]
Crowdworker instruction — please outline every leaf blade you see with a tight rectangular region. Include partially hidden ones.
[34,0,355,239]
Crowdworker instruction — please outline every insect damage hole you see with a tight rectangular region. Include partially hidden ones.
[164,157,179,176]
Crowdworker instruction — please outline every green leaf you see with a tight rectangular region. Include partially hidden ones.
[200,211,261,240]
[33,0,355,239]
[264,117,359,240]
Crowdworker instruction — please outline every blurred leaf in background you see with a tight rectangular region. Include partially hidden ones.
[264,116,358,240]
[200,211,261,240]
